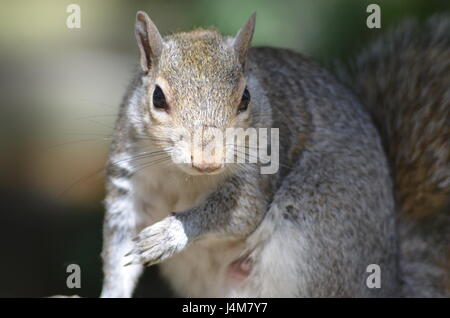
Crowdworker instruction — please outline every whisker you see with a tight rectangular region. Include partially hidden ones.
[232,149,293,170]
[225,143,260,151]
[58,149,172,198]
[109,150,170,168]
[46,137,113,150]
[130,157,172,176]
[58,165,107,199]
[60,132,174,144]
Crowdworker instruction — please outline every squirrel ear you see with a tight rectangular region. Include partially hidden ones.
[135,11,163,73]
[233,13,256,67]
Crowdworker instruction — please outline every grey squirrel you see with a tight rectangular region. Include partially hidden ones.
[100,11,449,297]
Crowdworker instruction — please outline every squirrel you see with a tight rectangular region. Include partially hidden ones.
[100,11,449,297]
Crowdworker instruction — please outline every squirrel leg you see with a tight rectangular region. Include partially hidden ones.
[127,169,268,267]
[241,152,397,297]
[100,185,144,298]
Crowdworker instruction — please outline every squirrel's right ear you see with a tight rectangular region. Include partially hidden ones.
[135,11,163,73]
[233,13,256,67]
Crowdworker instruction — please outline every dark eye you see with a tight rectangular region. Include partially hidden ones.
[153,85,168,110]
[238,88,250,113]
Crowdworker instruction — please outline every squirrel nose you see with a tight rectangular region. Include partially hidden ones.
[191,162,221,173]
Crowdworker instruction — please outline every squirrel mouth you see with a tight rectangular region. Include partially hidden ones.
[176,162,225,176]
[191,163,222,174]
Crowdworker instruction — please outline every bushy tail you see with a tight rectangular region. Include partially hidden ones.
[345,15,450,297]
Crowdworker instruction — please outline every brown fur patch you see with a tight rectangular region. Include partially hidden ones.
[350,17,450,220]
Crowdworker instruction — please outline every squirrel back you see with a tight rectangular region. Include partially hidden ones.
[346,15,450,296]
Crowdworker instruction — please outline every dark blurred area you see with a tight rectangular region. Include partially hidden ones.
[0,0,448,297]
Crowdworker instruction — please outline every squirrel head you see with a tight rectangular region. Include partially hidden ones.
[135,11,257,176]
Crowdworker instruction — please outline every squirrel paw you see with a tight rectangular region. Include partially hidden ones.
[125,215,188,267]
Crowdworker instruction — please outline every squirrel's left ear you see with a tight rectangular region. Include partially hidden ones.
[233,13,256,67]
[135,11,163,73]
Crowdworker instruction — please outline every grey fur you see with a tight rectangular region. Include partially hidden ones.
[100,13,449,297]
[345,14,450,297]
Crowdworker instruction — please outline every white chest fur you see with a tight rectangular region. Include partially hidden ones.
[130,164,249,296]
[131,164,213,224]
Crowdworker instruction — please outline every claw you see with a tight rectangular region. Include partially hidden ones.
[124,257,141,266]
[139,242,160,253]
[124,250,133,257]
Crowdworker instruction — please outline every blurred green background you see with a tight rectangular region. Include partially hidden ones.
[0,0,448,297]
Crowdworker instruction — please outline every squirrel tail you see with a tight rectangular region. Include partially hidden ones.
[344,15,450,296]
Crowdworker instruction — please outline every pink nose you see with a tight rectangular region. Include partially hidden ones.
[191,163,221,173]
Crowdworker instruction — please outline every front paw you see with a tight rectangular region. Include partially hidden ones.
[125,215,188,266]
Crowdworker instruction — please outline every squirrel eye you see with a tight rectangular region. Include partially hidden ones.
[238,88,250,113]
[152,85,168,110]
